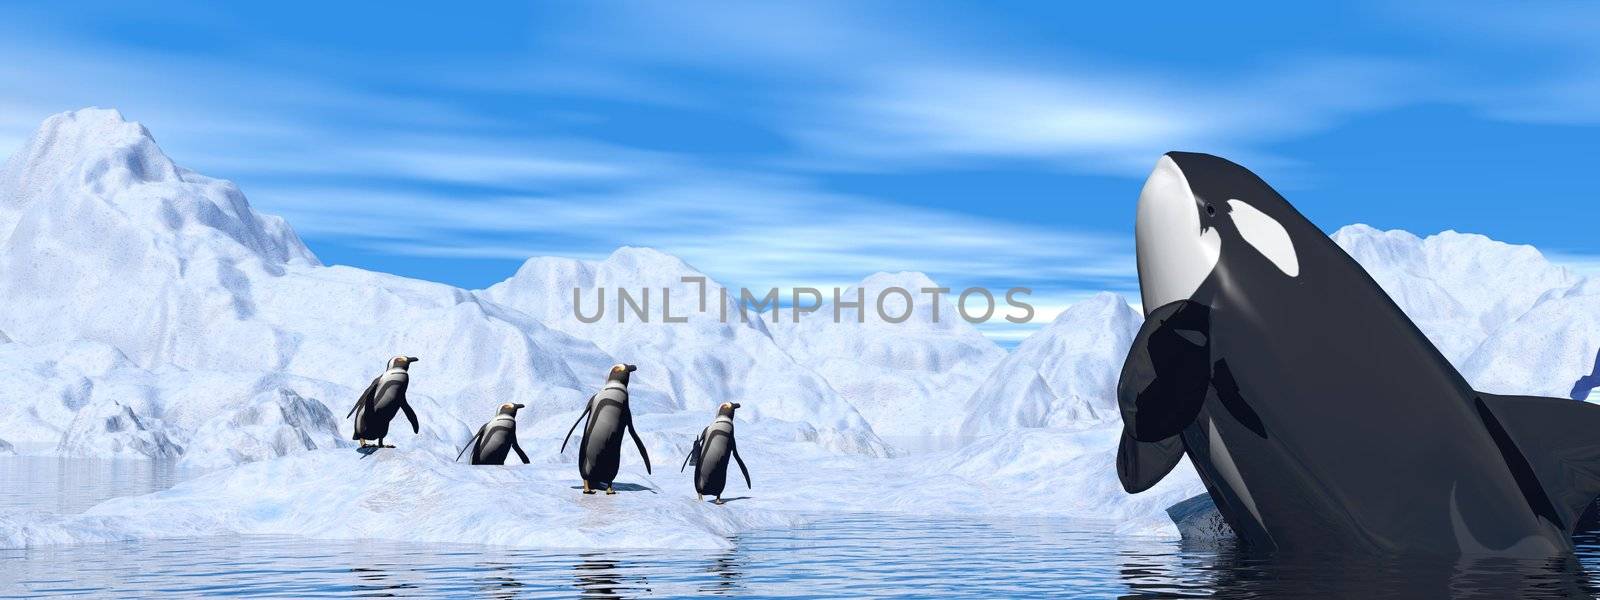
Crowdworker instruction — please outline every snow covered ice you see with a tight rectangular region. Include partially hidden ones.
[1,108,1597,550]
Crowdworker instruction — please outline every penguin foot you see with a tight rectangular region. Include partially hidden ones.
[606,488,617,495]
[697,495,703,502]
[382,444,396,449]
[582,489,596,495]
[713,498,724,505]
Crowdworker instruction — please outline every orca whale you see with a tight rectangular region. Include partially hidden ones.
[1117,152,1600,556]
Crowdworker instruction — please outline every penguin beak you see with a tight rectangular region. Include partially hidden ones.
[730,403,741,409]
[407,357,420,363]
[625,364,637,372]
[513,403,525,409]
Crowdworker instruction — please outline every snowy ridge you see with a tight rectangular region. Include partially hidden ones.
[1332,224,1598,397]
[1332,224,1581,365]
[481,249,886,455]
[2,108,1598,550]
[0,109,885,470]
[960,292,1141,435]
[770,271,1005,438]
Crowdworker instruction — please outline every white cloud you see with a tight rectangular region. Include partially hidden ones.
[251,176,1139,299]
[777,57,1425,176]
[1545,252,1600,278]
[534,6,1427,176]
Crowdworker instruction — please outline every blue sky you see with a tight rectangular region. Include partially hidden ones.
[1,2,1597,341]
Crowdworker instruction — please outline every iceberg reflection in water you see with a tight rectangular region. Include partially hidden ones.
[6,513,1600,598]
[4,457,1600,598]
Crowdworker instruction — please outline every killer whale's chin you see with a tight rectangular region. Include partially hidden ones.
[1136,154,1221,314]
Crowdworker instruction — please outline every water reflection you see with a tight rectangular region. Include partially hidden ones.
[474,561,526,599]
[9,454,1600,598]
[8,519,1600,598]
[573,553,654,599]
[700,548,743,596]
[1118,539,1600,599]
[347,564,418,597]
[0,455,189,514]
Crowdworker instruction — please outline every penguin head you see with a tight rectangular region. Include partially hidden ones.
[717,402,741,418]
[607,363,637,386]
[1135,152,1303,313]
[498,402,525,417]
[388,356,420,370]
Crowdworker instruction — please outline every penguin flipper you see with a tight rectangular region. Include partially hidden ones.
[560,402,592,454]
[681,431,703,473]
[456,425,485,462]
[1118,300,1212,443]
[400,401,420,434]
[348,378,379,419]
[732,439,751,489]
[512,439,530,464]
[627,415,652,474]
[1476,392,1600,533]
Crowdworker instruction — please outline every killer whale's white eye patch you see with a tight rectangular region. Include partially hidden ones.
[1227,199,1298,277]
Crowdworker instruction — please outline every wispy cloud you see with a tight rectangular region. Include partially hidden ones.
[535,4,1428,176]
[1378,2,1600,126]
[781,58,1420,175]
[253,175,1139,298]
[1545,252,1600,279]
[3,3,1594,345]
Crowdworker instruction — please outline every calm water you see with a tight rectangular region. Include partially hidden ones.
[4,457,1600,598]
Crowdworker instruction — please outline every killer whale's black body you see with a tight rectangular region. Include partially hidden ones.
[1118,152,1600,555]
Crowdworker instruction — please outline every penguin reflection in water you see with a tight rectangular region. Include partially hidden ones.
[456,403,530,465]
[681,402,751,504]
[348,356,421,448]
[561,364,652,494]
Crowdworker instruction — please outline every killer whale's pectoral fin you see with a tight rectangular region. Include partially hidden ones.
[1211,359,1266,438]
[1118,299,1213,442]
[1117,431,1187,493]
[1114,300,1212,494]
[1477,392,1600,533]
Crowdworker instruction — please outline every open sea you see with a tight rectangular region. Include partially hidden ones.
[4,455,1600,598]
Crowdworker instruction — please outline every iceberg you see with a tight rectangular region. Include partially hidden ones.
[1,108,1596,550]
[960,292,1141,435]
[0,108,883,468]
[769,271,1005,440]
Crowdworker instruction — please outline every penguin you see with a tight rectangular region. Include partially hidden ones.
[1116,152,1600,555]
[456,403,530,465]
[680,402,750,504]
[560,364,651,494]
[347,356,421,448]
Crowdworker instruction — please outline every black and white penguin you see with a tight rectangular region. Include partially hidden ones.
[561,364,651,494]
[680,402,750,504]
[1117,152,1600,555]
[456,403,530,465]
[347,356,421,448]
